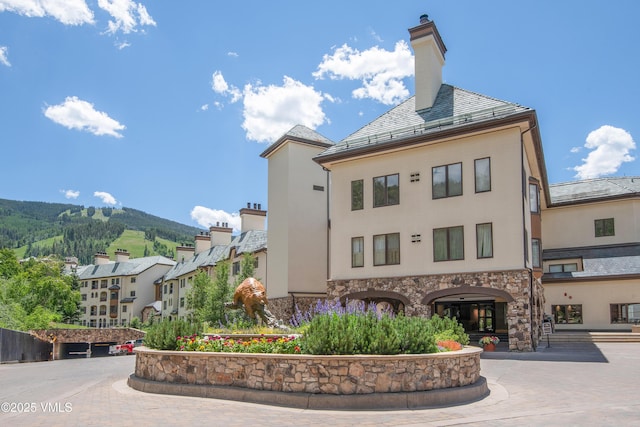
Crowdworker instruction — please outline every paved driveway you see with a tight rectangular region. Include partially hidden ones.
[1,342,639,426]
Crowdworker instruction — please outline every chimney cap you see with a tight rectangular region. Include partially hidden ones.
[419,14,429,24]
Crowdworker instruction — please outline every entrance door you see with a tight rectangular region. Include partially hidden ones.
[435,301,496,333]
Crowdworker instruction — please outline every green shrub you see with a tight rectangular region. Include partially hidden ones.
[143,319,201,350]
[300,310,461,355]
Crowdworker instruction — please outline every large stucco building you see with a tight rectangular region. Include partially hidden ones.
[260,15,639,351]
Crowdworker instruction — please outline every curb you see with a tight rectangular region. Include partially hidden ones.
[127,374,489,410]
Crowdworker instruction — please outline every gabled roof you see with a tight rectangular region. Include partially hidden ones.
[163,230,267,281]
[548,177,640,206]
[77,256,175,280]
[260,124,334,159]
[543,243,640,282]
[315,84,532,162]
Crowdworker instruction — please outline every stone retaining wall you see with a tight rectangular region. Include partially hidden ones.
[133,346,482,395]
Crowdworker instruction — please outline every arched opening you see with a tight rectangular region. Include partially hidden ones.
[423,286,514,334]
[340,290,410,315]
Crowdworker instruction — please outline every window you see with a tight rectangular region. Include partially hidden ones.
[100,292,107,302]
[163,284,167,294]
[110,292,118,300]
[130,290,136,297]
[110,305,117,315]
[91,280,98,289]
[163,301,167,310]
[373,174,399,207]
[595,218,615,237]
[99,305,107,316]
[101,279,108,288]
[351,180,363,210]
[232,262,240,275]
[474,158,491,193]
[433,163,462,199]
[433,226,464,261]
[554,304,582,324]
[122,305,127,313]
[352,237,364,267]
[169,283,173,294]
[532,239,541,268]
[90,306,97,316]
[610,303,640,324]
[81,294,87,301]
[111,278,120,285]
[549,263,578,273]
[529,183,539,213]
[373,233,400,266]
[476,223,493,258]
[180,297,185,308]
[131,277,137,284]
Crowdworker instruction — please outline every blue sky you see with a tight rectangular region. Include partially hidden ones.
[1,1,638,232]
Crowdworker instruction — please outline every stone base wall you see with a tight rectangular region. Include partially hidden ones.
[134,346,482,395]
[31,328,145,344]
[328,269,541,352]
[268,296,327,326]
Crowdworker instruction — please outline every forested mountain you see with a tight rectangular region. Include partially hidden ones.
[0,198,203,264]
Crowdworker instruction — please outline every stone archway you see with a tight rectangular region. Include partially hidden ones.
[340,290,411,314]
[422,285,515,306]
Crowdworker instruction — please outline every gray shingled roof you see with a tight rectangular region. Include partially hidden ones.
[260,124,334,158]
[549,177,640,205]
[77,255,175,280]
[317,84,530,158]
[163,230,267,281]
[543,243,640,281]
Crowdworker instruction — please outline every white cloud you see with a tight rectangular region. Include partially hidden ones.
[190,206,241,232]
[200,104,209,111]
[570,147,581,153]
[97,0,156,35]
[0,46,9,66]
[115,40,131,49]
[44,96,125,138]
[242,76,327,143]
[211,70,241,103]
[0,0,95,25]
[227,51,238,58]
[94,191,117,205]
[62,189,80,199]
[573,125,636,179]
[313,40,414,105]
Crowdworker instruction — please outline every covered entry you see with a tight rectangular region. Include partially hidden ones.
[423,285,514,334]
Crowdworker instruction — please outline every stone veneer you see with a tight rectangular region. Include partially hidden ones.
[327,269,544,352]
[133,346,482,396]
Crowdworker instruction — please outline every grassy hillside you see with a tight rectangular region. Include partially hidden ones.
[0,198,202,264]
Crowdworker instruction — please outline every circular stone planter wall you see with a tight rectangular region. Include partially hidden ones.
[129,346,488,410]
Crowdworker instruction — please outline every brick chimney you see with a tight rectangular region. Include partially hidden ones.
[210,222,233,246]
[115,248,130,262]
[94,251,110,265]
[240,202,266,233]
[176,245,195,263]
[409,14,447,112]
[194,231,211,254]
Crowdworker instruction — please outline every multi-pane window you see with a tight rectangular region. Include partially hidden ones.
[433,163,462,199]
[110,292,118,300]
[352,237,364,268]
[532,238,541,268]
[433,226,464,261]
[99,305,107,316]
[373,174,399,207]
[351,180,363,210]
[373,233,400,266]
[100,292,107,302]
[595,218,615,237]
[610,303,640,324]
[474,158,491,193]
[180,297,185,308]
[110,305,117,315]
[101,279,108,288]
[90,305,97,316]
[554,304,582,324]
[549,263,578,273]
[476,223,493,258]
[529,183,540,213]
[81,294,87,301]
[122,305,127,313]
[91,280,98,289]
